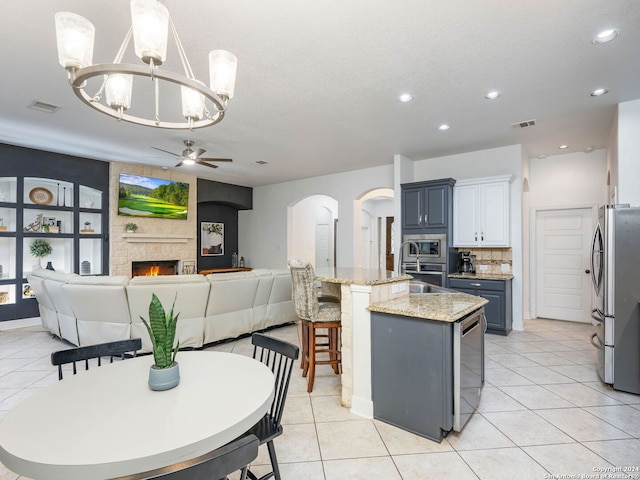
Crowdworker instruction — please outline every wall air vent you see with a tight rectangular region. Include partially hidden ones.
[511,119,536,128]
[28,100,60,114]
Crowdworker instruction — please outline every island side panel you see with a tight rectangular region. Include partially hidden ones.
[371,311,454,442]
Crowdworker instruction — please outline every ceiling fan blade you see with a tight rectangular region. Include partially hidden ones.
[193,148,206,158]
[152,147,181,157]
[195,159,219,169]
[174,160,184,167]
[198,157,233,162]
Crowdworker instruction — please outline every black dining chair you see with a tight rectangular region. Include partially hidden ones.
[115,434,260,480]
[243,332,299,480]
[51,338,142,380]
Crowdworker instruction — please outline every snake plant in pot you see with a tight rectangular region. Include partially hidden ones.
[141,293,181,391]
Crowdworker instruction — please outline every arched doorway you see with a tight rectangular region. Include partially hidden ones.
[288,195,338,268]
[355,188,394,270]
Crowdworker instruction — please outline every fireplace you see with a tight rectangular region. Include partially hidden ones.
[132,260,179,277]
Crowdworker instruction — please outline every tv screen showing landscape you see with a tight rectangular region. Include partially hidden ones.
[118,173,189,220]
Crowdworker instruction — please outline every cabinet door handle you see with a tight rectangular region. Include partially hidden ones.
[424,214,427,224]
[418,214,422,225]
[470,283,481,287]
[474,232,477,242]
[481,232,484,241]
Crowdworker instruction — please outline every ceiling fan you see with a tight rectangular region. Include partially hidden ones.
[152,140,233,169]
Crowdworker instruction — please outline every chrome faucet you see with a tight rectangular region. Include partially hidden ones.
[397,240,420,275]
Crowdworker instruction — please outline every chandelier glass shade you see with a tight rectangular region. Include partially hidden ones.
[54,0,237,130]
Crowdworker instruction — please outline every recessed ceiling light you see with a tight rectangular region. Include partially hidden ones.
[584,146,594,153]
[485,91,501,100]
[558,144,569,149]
[255,160,268,165]
[537,155,547,159]
[590,88,608,96]
[593,29,619,44]
[398,93,413,103]
[438,124,450,131]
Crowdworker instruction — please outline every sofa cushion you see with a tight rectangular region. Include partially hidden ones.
[265,270,298,328]
[129,274,207,284]
[127,282,210,351]
[68,275,130,286]
[62,284,131,346]
[204,273,259,344]
[26,273,60,336]
[43,277,79,345]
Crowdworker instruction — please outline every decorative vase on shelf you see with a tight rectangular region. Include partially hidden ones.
[81,261,91,275]
[45,261,55,271]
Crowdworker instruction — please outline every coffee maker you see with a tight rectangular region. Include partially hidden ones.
[457,251,476,274]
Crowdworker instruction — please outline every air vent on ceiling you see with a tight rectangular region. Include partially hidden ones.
[28,100,60,114]
[511,119,536,129]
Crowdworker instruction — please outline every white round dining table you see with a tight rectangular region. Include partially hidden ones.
[0,351,274,480]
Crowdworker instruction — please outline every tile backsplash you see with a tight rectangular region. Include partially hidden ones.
[455,248,512,275]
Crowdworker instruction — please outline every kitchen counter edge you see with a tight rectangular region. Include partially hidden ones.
[368,292,488,323]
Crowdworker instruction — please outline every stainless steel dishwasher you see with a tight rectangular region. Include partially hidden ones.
[453,308,484,431]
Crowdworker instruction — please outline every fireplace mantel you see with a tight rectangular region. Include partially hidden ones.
[122,233,194,244]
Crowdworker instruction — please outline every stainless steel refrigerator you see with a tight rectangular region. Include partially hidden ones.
[590,204,640,394]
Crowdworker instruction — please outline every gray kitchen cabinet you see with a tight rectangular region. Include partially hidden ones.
[401,178,455,233]
[449,277,512,335]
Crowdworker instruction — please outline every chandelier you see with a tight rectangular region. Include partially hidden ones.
[54,0,237,130]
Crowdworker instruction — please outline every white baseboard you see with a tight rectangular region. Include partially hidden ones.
[0,317,41,331]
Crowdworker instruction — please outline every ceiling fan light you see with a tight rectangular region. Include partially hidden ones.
[209,50,237,99]
[55,12,95,70]
[130,0,169,65]
[105,74,133,110]
[181,84,205,121]
[182,158,196,165]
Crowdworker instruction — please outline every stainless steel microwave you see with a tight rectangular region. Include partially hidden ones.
[402,233,447,264]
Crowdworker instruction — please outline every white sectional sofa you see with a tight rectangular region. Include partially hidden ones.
[26,268,298,352]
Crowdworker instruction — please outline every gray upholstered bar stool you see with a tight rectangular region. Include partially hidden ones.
[289,261,341,392]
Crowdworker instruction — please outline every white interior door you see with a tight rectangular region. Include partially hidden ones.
[315,223,331,269]
[535,208,593,322]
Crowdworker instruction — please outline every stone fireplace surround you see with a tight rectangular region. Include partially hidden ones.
[109,163,197,277]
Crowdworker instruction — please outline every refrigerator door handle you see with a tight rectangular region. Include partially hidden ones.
[591,308,604,324]
[590,223,602,294]
[590,332,602,349]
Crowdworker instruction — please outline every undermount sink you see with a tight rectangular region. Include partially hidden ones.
[409,282,456,294]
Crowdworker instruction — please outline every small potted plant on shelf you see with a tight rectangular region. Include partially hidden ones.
[29,239,52,269]
[140,293,181,391]
[125,222,138,233]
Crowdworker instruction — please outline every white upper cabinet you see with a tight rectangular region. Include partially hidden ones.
[453,175,512,247]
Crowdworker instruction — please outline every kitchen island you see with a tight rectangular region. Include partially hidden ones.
[368,291,488,441]
[314,268,412,417]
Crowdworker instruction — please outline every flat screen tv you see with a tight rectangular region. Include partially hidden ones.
[118,173,189,220]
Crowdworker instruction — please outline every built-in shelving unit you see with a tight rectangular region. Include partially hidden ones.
[0,150,109,322]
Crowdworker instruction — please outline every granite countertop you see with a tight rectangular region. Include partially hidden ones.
[448,272,514,281]
[368,292,488,323]
[315,268,412,285]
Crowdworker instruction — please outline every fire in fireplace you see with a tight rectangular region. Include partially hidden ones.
[132,260,179,277]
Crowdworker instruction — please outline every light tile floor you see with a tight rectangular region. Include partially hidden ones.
[1,318,640,479]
